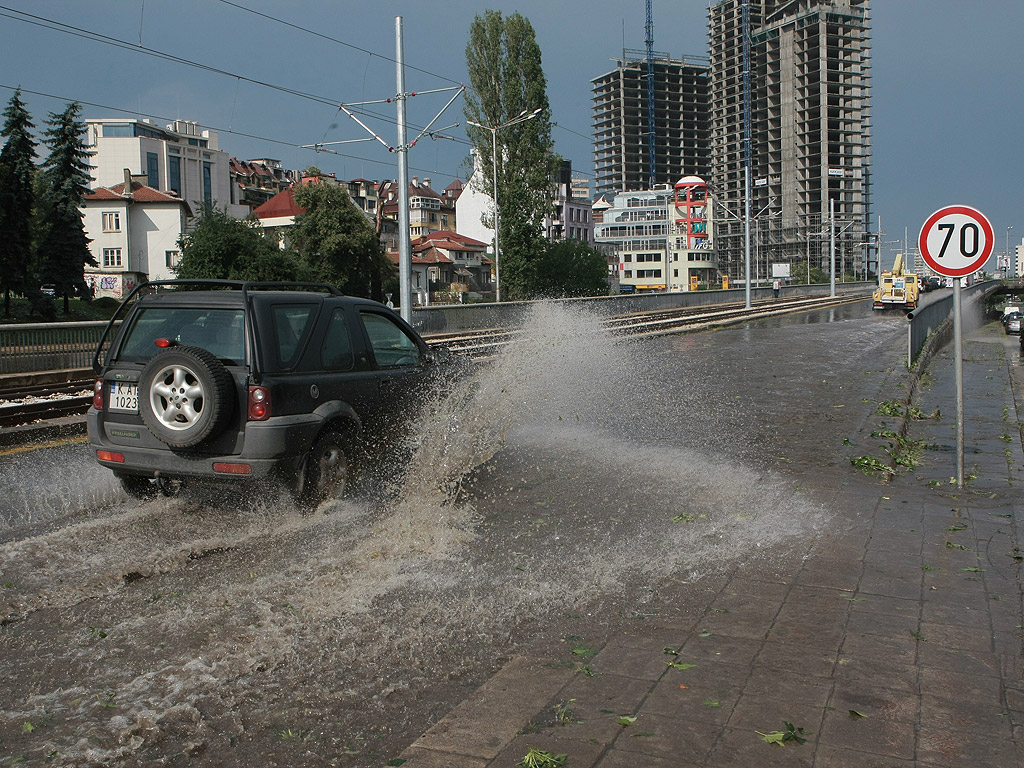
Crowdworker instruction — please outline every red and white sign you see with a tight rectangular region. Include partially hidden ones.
[918,205,994,277]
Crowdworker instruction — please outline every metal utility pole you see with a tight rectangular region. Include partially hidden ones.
[741,0,752,309]
[645,0,657,189]
[830,197,836,297]
[333,17,463,322]
[394,17,412,322]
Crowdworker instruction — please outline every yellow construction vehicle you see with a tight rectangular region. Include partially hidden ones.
[872,253,920,310]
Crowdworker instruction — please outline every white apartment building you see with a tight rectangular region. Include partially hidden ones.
[82,170,192,297]
[595,177,717,292]
[84,118,244,217]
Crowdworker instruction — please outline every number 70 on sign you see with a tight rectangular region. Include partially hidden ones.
[918,205,994,277]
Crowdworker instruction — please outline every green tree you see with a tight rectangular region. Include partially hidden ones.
[39,102,95,314]
[0,87,37,316]
[290,180,391,299]
[176,205,304,282]
[531,239,610,298]
[464,10,559,300]
[788,260,829,284]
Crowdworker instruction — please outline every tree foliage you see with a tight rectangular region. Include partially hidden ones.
[176,206,303,282]
[39,102,94,313]
[290,180,391,299]
[0,87,37,316]
[531,240,610,298]
[464,10,559,301]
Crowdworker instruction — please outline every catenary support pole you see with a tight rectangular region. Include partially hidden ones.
[395,17,412,322]
[830,197,836,297]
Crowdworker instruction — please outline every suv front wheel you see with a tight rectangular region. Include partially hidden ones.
[139,346,235,449]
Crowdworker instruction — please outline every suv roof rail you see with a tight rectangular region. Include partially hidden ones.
[139,279,344,296]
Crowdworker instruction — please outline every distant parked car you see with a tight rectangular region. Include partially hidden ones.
[1005,312,1022,335]
[39,284,55,296]
[925,276,942,292]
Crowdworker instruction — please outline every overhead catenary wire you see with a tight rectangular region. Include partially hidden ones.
[0,83,461,180]
[0,4,597,182]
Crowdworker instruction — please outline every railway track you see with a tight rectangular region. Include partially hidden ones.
[0,293,868,428]
[429,293,868,356]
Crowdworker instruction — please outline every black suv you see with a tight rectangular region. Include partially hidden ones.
[88,281,444,506]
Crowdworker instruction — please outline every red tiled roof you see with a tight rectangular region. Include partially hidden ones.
[253,187,306,219]
[85,182,185,205]
[388,248,454,266]
[414,230,488,249]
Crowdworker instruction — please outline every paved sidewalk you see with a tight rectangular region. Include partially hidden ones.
[398,325,1024,767]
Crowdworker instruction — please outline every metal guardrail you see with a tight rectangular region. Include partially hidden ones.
[2,283,874,374]
[0,321,110,374]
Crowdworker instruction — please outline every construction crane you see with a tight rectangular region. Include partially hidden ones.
[645,0,656,188]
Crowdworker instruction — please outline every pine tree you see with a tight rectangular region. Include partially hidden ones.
[0,87,37,316]
[40,101,95,314]
[464,11,559,300]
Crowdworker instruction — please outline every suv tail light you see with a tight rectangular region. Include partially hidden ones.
[93,378,104,410]
[248,386,270,421]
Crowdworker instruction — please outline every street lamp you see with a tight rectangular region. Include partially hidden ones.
[1007,226,1014,276]
[466,108,542,302]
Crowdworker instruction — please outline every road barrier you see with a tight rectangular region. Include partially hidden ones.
[1,283,873,374]
[906,281,999,368]
[0,321,109,375]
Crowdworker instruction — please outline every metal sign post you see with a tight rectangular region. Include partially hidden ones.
[918,205,994,488]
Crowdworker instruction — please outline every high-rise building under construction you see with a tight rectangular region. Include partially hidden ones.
[708,0,873,283]
[592,51,711,197]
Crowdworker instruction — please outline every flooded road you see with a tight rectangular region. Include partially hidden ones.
[0,298,907,767]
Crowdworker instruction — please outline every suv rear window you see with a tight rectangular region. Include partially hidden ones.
[118,307,245,364]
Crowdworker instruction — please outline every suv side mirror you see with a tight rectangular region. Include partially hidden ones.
[425,346,452,365]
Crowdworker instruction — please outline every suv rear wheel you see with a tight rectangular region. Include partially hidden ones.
[139,346,235,449]
[295,432,350,509]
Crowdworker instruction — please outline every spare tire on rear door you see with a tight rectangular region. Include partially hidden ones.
[139,345,235,448]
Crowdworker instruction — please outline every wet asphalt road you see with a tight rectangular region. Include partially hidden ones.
[0,298,913,767]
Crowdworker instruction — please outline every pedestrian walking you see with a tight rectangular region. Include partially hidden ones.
[772,278,781,299]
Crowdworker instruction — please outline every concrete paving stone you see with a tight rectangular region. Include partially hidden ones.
[724,694,826,739]
[827,686,921,726]
[832,659,920,699]
[920,600,992,629]
[812,744,917,767]
[844,607,923,642]
[718,576,793,602]
[755,638,839,679]
[919,667,1004,705]
[743,664,835,707]
[916,723,1019,767]
[704,724,816,768]
[766,608,848,651]
[595,746,701,768]
[642,675,742,725]
[857,573,923,601]
[679,631,762,666]
[489,733,606,768]
[588,629,696,682]
[783,584,861,610]
[544,673,656,743]
[406,655,575,762]
[817,706,917,761]
[398,746,490,768]
[695,610,774,642]
[918,696,1014,734]
[917,621,996,654]
[840,627,921,661]
[915,643,1003,680]
[794,562,865,592]
[606,711,719,763]
[846,593,921,620]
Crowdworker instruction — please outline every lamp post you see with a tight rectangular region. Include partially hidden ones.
[1007,226,1014,276]
[466,108,542,302]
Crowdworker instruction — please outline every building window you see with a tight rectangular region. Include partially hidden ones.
[165,250,181,268]
[146,152,159,189]
[169,156,181,196]
[202,162,212,205]
[441,214,448,228]
[102,248,122,268]
[101,212,120,232]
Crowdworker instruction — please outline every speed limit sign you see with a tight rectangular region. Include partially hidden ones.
[918,205,994,277]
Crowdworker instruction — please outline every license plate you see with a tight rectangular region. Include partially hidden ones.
[108,382,138,412]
